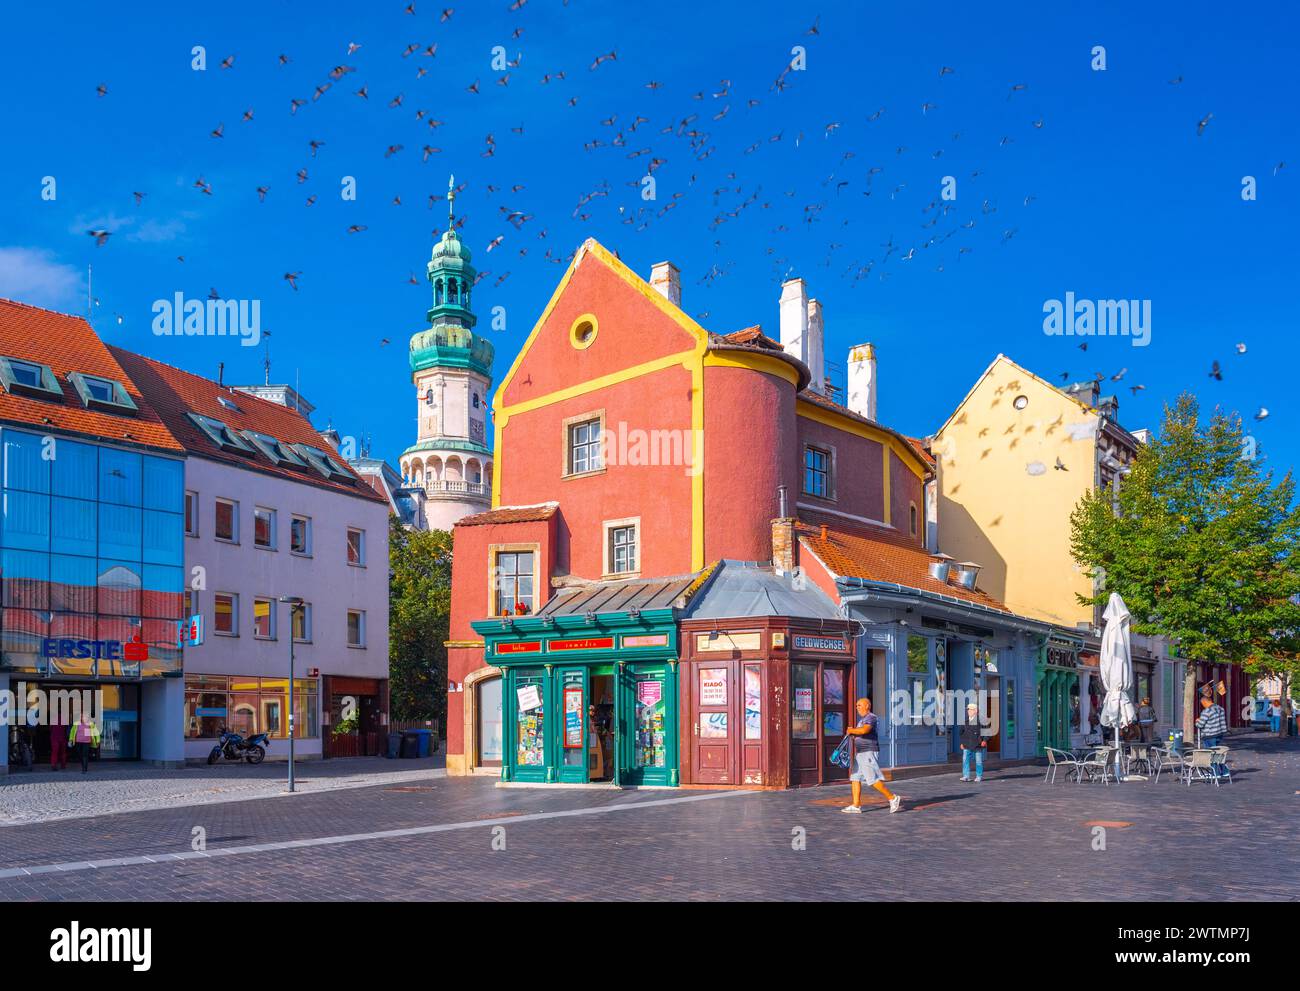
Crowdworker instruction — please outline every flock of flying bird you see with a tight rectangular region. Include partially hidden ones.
[81,3,1271,429]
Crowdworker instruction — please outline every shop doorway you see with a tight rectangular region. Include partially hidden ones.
[691,660,736,784]
[790,660,853,787]
[588,673,614,782]
[983,675,1002,755]
[476,676,503,767]
[557,667,588,784]
[29,682,140,763]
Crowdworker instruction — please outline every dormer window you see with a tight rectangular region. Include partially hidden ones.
[0,356,62,399]
[189,413,254,453]
[67,372,138,413]
[292,443,354,483]
[242,430,308,467]
[217,395,243,414]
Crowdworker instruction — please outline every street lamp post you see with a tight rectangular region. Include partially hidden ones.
[279,596,303,792]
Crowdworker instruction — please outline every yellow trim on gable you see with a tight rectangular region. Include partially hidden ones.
[702,350,801,388]
[501,350,696,417]
[795,400,928,482]
[881,444,892,527]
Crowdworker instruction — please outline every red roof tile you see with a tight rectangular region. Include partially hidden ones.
[797,509,1011,613]
[109,347,385,503]
[0,298,182,452]
[457,503,559,527]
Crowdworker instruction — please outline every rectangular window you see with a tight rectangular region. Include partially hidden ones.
[346,527,365,566]
[184,491,199,536]
[609,525,636,574]
[214,593,238,636]
[567,419,603,475]
[215,499,238,543]
[292,602,312,642]
[347,609,366,647]
[803,446,830,498]
[494,551,535,615]
[290,515,311,555]
[253,597,275,639]
[254,507,276,549]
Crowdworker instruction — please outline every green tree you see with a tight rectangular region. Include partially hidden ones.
[1070,394,1300,736]
[388,515,453,726]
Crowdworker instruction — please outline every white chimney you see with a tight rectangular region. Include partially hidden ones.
[847,343,878,420]
[649,261,681,307]
[806,298,825,394]
[780,278,822,391]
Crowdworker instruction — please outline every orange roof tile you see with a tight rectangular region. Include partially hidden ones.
[797,509,1011,613]
[109,347,385,503]
[457,503,559,527]
[0,298,182,452]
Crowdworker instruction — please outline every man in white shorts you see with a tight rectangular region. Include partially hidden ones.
[843,697,903,813]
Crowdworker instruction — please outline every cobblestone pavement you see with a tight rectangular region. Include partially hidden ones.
[0,756,445,826]
[1,736,1296,901]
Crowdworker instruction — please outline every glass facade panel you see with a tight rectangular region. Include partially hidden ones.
[51,496,96,556]
[143,456,183,511]
[97,560,141,616]
[2,490,49,551]
[51,554,97,612]
[52,439,98,499]
[98,502,142,560]
[3,431,49,493]
[98,447,142,506]
[2,548,48,607]
[142,510,183,565]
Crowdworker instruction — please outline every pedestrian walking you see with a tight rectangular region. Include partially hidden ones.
[1136,697,1157,743]
[69,714,100,773]
[959,701,987,782]
[48,712,68,771]
[842,698,903,814]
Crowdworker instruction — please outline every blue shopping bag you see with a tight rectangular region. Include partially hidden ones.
[829,735,852,769]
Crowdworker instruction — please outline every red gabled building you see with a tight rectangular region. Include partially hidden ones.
[445,239,972,786]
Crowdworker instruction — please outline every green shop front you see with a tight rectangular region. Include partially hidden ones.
[472,578,694,786]
[1035,632,1083,755]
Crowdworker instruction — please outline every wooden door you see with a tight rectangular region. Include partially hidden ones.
[820,664,850,781]
[691,661,736,784]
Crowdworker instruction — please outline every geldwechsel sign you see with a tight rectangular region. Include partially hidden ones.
[471,607,681,787]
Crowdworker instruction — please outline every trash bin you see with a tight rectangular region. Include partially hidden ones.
[386,732,402,759]
[409,728,432,758]
[400,731,420,759]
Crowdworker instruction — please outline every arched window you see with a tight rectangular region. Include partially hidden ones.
[447,278,458,304]
[434,279,444,305]
[425,387,435,406]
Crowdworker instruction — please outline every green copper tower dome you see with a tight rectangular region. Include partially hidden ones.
[409,174,495,378]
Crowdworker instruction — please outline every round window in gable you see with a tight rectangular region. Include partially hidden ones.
[569,314,599,350]
[1013,395,1029,410]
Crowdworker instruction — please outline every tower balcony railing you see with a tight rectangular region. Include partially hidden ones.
[422,479,490,498]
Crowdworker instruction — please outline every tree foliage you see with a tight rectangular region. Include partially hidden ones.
[387,515,453,724]
[1070,395,1300,733]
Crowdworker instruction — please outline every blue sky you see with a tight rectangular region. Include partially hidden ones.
[1,0,1295,479]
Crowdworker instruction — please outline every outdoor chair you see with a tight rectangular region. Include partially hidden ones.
[1212,746,1232,783]
[1077,747,1114,785]
[1126,743,1154,777]
[1182,748,1220,787]
[1043,747,1083,783]
[1150,746,1180,783]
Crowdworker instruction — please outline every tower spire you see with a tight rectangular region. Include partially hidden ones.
[447,174,455,230]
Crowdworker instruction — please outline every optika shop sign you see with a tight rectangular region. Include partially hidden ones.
[1042,292,1151,348]
[151,293,262,347]
[49,922,151,972]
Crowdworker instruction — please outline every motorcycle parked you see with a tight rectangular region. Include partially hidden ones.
[207,728,270,765]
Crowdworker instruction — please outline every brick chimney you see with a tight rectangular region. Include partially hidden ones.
[771,518,798,575]
[649,261,681,307]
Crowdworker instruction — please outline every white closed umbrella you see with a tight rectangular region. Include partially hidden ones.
[1099,592,1138,780]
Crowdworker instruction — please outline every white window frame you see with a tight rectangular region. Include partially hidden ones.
[562,409,605,478]
[184,490,200,537]
[347,609,366,648]
[215,498,239,544]
[291,602,313,643]
[346,527,366,567]
[253,506,277,550]
[602,517,641,578]
[252,596,277,640]
[290,515,312,556]
[214,592,239,637]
